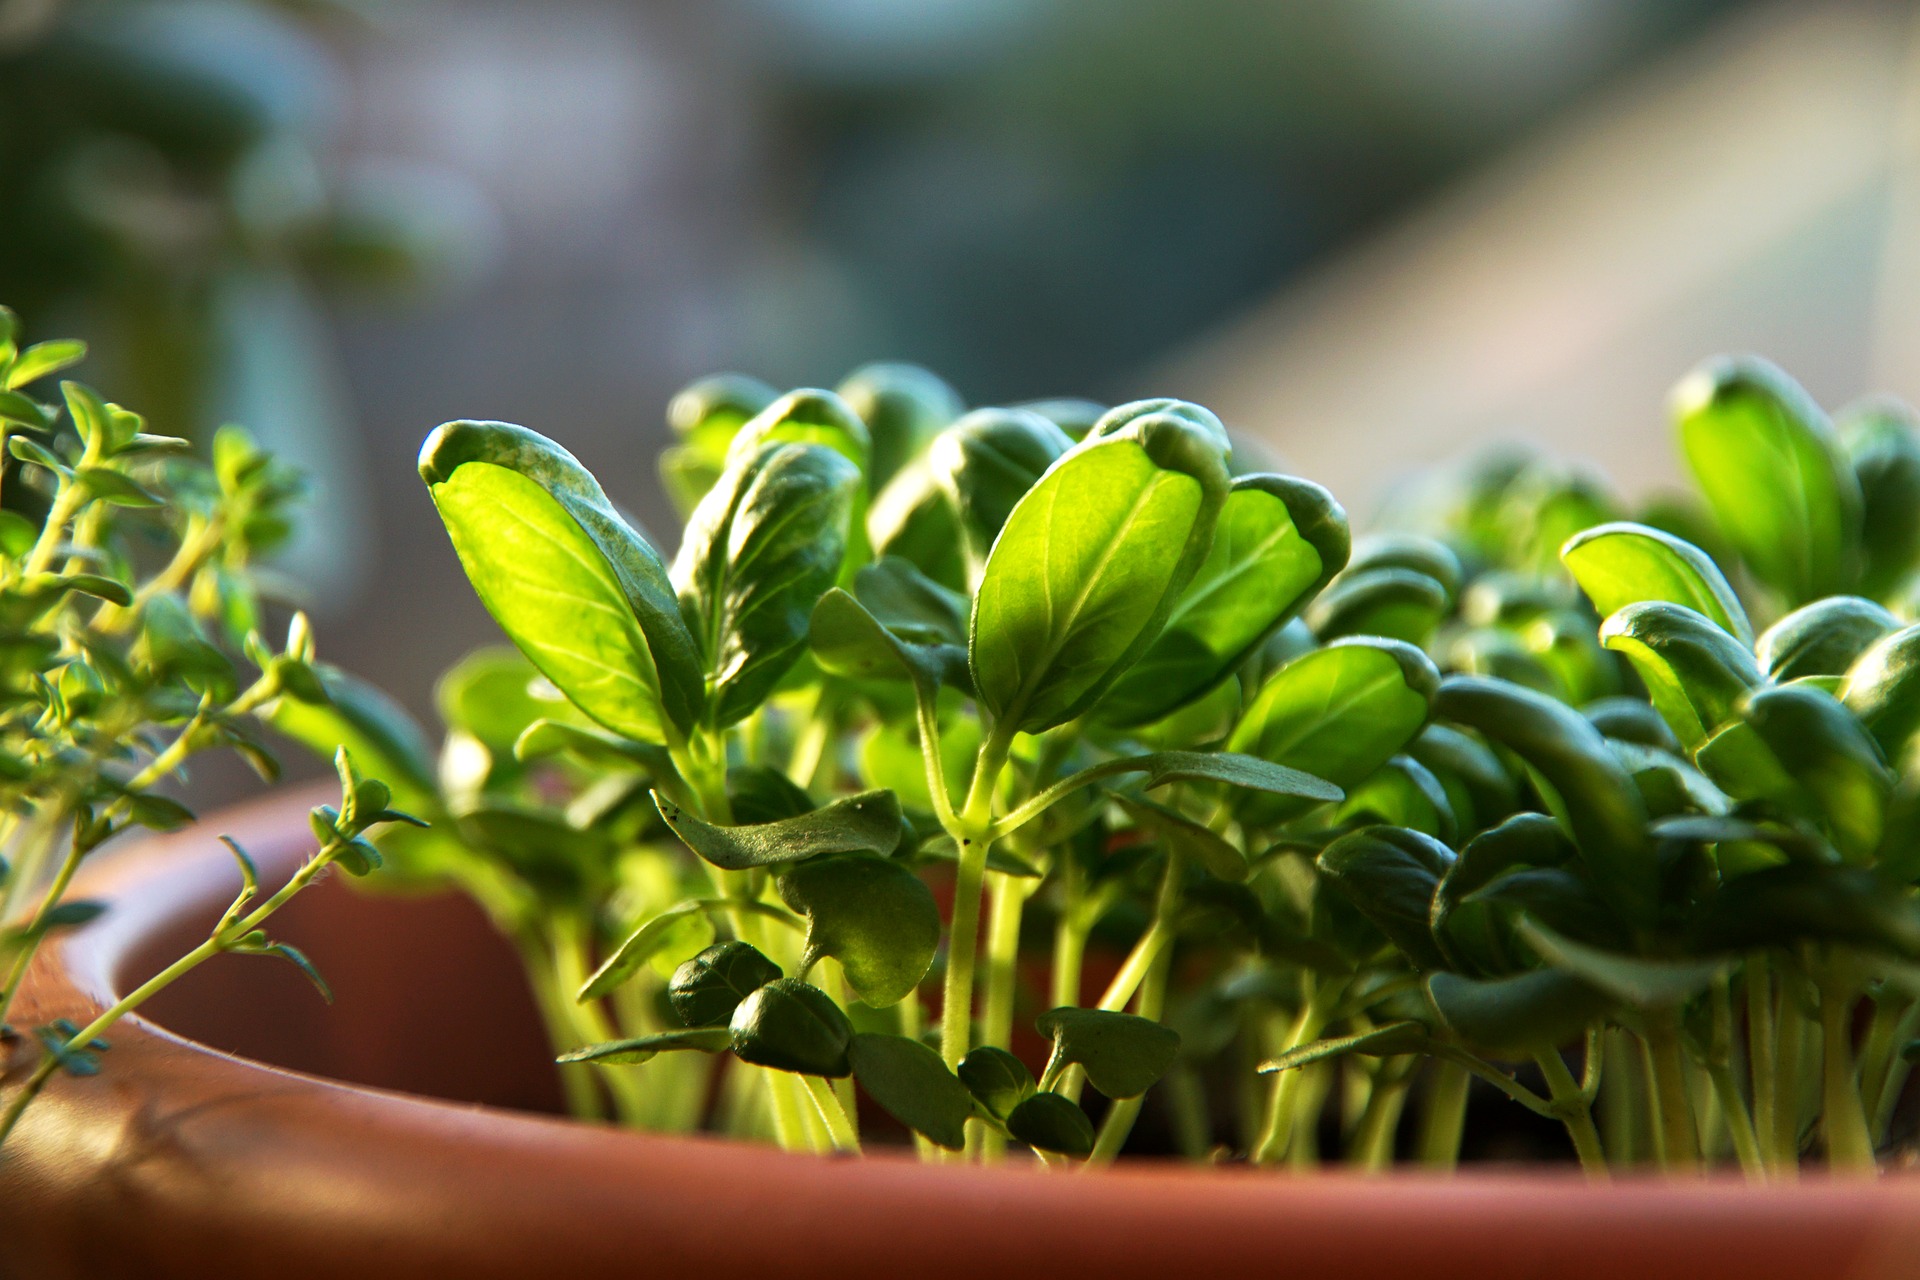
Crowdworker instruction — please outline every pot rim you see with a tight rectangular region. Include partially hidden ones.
[5,786,1920,1279]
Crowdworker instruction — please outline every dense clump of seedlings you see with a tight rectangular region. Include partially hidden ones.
[0,308,414,1147]
[282,351,1920,1177]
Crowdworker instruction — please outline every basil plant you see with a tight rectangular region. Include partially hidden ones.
[292,350,1920,1178]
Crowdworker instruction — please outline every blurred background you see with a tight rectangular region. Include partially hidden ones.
[3,0,1916,757]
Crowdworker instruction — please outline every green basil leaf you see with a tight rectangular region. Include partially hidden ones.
[970,412,1229,734]
[809,587,969,692]
[1691,862,1920,957]
[1334,756,1457,843]
[1436,675,1655,926]
[1062,749,1342,804]
[1756,596,1899,681]
[1517,916,1724,1010]
[848,1032,972,1149]
[579,902,709,1002]
[660,373,779,518]
[1035,1006,1180,1099]
[853,556,968,647]
[726,388,870,478]
[1432,813,1576,975]
[729,978,854,1077]
[1114,793,1246,882]
[1840,396,1920,598]
[1307,566,1451,646]
[777,851,939,1007]
[421,420,704,741]
[1407,723,1520,833]
[726,765,815,825]
[1087,397,1230,452]
[1582,696,1682,752]
[669,941,784,1028]
[1257,1020,1431,1075]
[1098,473,1349,726]
[654,788,903,870]
[1315,826,1453,971]
[929,406,1074,569]
[1598,601,1763,750]
[1424,968,1611,1055]
[1228,637,1439,824]
[5,338,86,389]
[837,362,963,489]
[957,1045,1037,1119]
[1724,684,1892,862]
[558,1027,730,1066]
[675,440,861,726]
[1842,623,1920,761]
[1006,1091,1095,1157]
[1674,355,1862,605]
[1561,521,1752,645]
[867,457,968,592]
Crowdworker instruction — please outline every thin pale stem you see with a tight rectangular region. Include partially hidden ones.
[1536,1046,1609,1182]
[802,1074,861,1154]
[1415,1058,1471,1170]
[1819,977,1875,1174]
[937,727,1012,1074]
[1644,1017,1699,1174]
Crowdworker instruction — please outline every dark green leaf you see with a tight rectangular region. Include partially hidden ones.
[848,1032,972,1149]
[837,362,963,489]
[267,664,438,810]
[809,587,968,692]
[1840,396,1920,598]
[558,1028,731,1065]
[1335,755,1457,843]
[1316,826,1453,970]
[655,788,902,870]
[867,457,967,591]
[1257,1020,1431,1074]
[1691,862,1920,957]
[729,978,854,1076]
[777,852,939,1006]
[1561,521,1752,644]
[1035,1006,1180,1099]
[1842,623,1920,760]
[1006,1091,1095,1157]
[1425,968,1612,1055]
[957,1046,1036,1119]
[1307,566,1451,646]
[1114,793,1246,882]
[1516,917,1723,1009]
[669,941,784,1027]
[1757,597,1899,682]
[1598,602,1762,749]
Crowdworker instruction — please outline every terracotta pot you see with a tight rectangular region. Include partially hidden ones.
[5,790,1920,1280]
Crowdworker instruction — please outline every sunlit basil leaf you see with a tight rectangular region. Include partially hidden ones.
[1035,1006,1180,1099]
[1436,675,1655,926]
[1316,826,1453,970]
[837,362,963,489]
[777,851,939,1007]
[957,1045,1036,1119]
[970,411,1229,734]
[1598,601,1763,750]
[1757,596,1898,681]
[580,901,711,1002]
[1086,397,1230,452]
[659,374,779,516]
[1059,749,1341,805]
[1840,396,1920,599]
[809,587,969,693]
[1561,520,1751,645]
[1334,756,1456,843]
[557,1028,731,1066]
[848,1032,972,1149]
[1307,567,1451,646]
[726,388,870,476]
[729,978,854,1076]
[1228,637,1439,824]
[867,456,968,592]
[669,941,784,1028]
[928,406,1073,569]
[1718,684,1892,861]
[654,788,902,870]
[1424,968,1612,1055]
[675,440,860,726]
[1842,623,1920,761]
[1007,1091,1095,1157]
[1257,1020,1431,1075]
[1517,916,1724,1010]
[1674,355,1861,604]
[1098,473,1349,726]
[1690,862,1920,957]
[420,420,704,740]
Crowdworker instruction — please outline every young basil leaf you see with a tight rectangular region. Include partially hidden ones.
[958,1045,1037,1119]
[654,788,903,870]
[1407,723,1521,833]
[659,373,780,517]
[1334,756,1457,844]
[558,1028,731,1066]
[776,851,940,1007]
[674,440,860,726]
[726,388,870,476]
[867,457,968,592]
[837,362,963,490]
[1842,623,1920,761]
[928,406,1074,569]
[970,411,1229,734]
[1756,596,1899,681]
[1721,684,1892,862]
[848,1032,973,1150]
[420,420,704,741]
[809,587,969,693]
[1256,1020,1431,1075]
[1316,826,1454,970]
[1097,474,1349,727]
[853,556,969,647]
[1114,793,1246,882]
[579,902,710,1002]
[669,941,784,1028]
[1516,917,1724,1010]
[1674,355,1862,604]
[1424,968,1612,1056]
[1598,601,1763,750]
[1006,1091,1096,1157]
[1839,396,1920,599]
[729,978,855,1077]
[1431,813,1577,976]
[1035,1006,1181,1099]
[1690,862,1920,957]
[1560,521,1752,645]
[1436,676,1655,926]
[1582,696,1683,752]
[1086,398,1230,452]
[1307,566,1451,646]
[1227,637,1439,824]
[726,765,815,825]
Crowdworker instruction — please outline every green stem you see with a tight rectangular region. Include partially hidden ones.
[1251,977,1344,1164]
[1869,1000,1920,1144]
[520,933,605,1122]
[1415,1058,1471,1170]
[1347,1059,1413,1172]
[1773,974,1809,1175]
[1644,1017,1698,1173]
[1536,1046,1609,1181]
[1818,977,1875,1173]
[938,728,1012,1073]
[977,871,1033,1162]
[1084,941,1174,1168]
[551,915,650,1128]
[1706,1059,1765,1181]
[1747,956,1779,1170]
[802,1074,861,1154]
